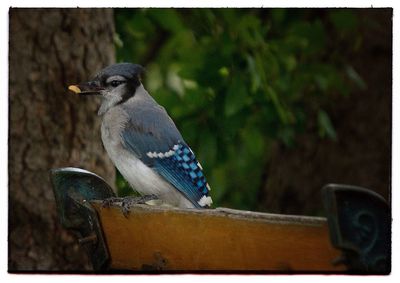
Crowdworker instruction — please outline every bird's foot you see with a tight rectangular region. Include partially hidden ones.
[121,194,158,217]
[101,197,124,208]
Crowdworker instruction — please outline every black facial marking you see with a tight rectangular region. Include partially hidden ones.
[116,76,141,106]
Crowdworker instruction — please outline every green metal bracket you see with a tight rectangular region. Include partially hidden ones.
[50,167,116,271]
[322,184,390,274]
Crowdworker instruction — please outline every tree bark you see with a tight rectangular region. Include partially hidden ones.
[9,8,116,271]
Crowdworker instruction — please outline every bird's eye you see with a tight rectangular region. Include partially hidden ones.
[109,80,123,87]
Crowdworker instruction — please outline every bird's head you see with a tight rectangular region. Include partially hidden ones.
[68,63,145,115]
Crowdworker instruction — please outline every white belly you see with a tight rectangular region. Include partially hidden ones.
[100,117,194,208]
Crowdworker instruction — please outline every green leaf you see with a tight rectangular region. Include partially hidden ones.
[271,9,287,25]
[329,10,358,32]
[241,126,265,157]
[198,131,217,169]
[114,8,358,211]
[318,110,337,140]
[246,54,262,93]
[218,66,229,77]
[149,9,184,32]
[277,126,295,147]
[209,165,228,204]
[224,80,248,117]
[265,86,289,124]
[345,65,367,90]
[113,33,123,48]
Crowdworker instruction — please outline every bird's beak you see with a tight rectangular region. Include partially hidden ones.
[68,81,104,95]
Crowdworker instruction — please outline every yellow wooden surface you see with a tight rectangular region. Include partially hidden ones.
[92,203,345,272]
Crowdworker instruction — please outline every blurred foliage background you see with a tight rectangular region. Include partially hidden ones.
[113,8,391,213]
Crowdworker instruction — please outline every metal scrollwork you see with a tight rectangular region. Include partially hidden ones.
[322,184,390,274]
[50,167,116,271]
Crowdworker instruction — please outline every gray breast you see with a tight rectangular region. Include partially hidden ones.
[100,106,130,157]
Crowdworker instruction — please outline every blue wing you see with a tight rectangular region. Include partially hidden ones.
[121,104,212,208]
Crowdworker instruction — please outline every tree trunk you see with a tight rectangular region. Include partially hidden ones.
[9,8,116,271]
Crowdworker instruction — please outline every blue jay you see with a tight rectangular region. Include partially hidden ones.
[68,63,212,209]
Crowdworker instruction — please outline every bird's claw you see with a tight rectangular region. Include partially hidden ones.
[120,194,158,217]
[102,195,158,216]
[101,197,124,208]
